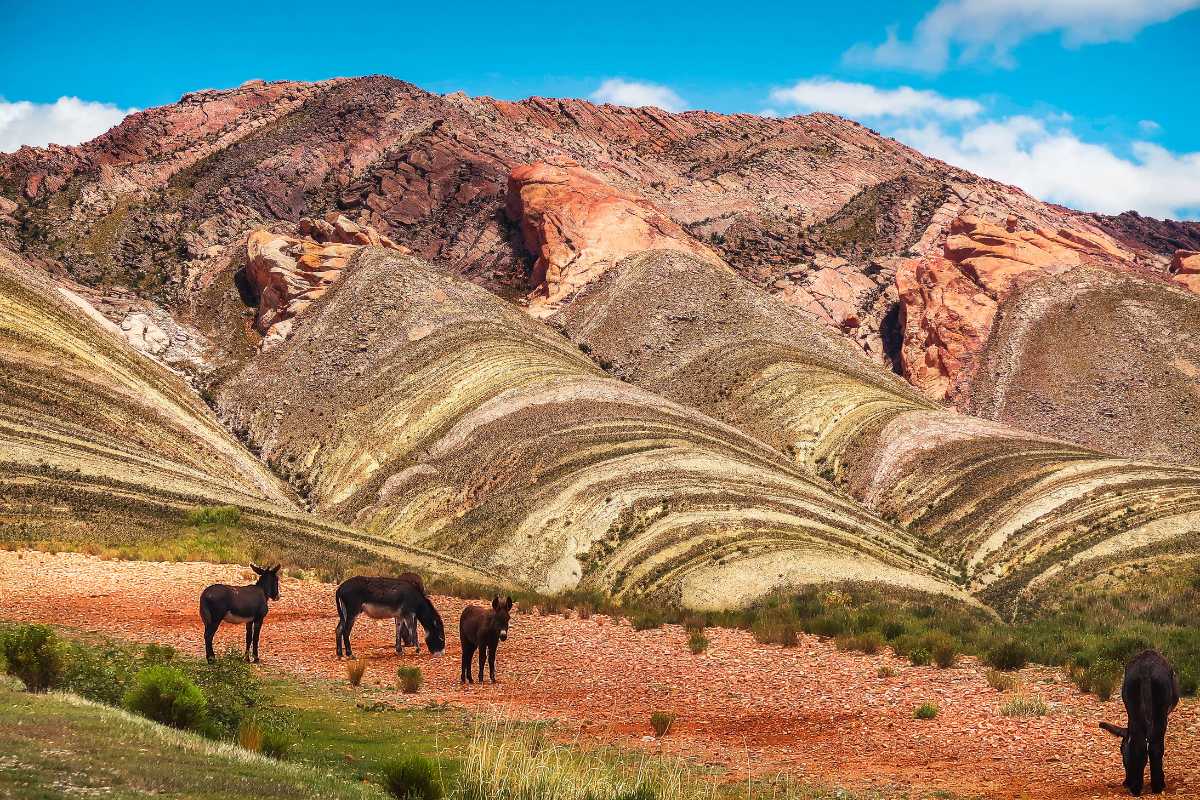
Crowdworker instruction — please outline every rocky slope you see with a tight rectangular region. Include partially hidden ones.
[215,247,966,608]
[548,250,1200,615]
[0,244,498,583]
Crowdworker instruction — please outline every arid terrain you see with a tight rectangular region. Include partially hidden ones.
[3,550,1198,800]
[1,76,1198,800]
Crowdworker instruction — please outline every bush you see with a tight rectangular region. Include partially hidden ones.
[751,608,799,647]
[260,724,298,759]
[836,631,884,655]
[62,641,139,704]
[630,609,665,631]
[183,650,265,737]
[649,711,676,737]
[381,753,442,800]
[686,630,709,655]
[123,665,208,731]
[907,647,932,667]
[876,665,897,679]
[397,666,423,694]
[187,505,242,526]
[1000,695,1048,717]
[984,638,1030,672]
[1,624,66,692]
[1083,659,1122,701]
[927,632,959,669]
[881,620,907,641]
[986,669,1020,692]
[915,702,939,720]
[347,659,367,687]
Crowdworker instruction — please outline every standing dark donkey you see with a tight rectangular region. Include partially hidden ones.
[1100,650,1181,795]
[199,564,280,663]
[335,575,446,659]
[459,595,513,684]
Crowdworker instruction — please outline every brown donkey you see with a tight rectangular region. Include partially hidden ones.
[459,595,513,684]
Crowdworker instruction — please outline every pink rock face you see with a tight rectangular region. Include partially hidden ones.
[1172,250,1200,293]
[506,161,727,316]
[896,214,1135,402]
[245,213,407,349]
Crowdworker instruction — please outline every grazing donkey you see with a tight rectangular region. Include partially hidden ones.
[1100,650,1181,795]
[459,595,513,684]
[199,564,280,663]
[335,575,446,659]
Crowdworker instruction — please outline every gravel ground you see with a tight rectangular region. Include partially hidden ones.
[2,550,1196,799]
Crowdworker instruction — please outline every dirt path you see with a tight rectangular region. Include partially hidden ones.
[2,551,1196,799]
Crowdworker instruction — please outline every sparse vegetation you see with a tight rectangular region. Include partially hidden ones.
[397,666,423,694]
[751,607,800,647]
[630,609,666,631]
[1000,696,1048,718]
[186,504,243,527]
[986,669,1020,692]
[122,664,209,731]
[687,629,709,654]
[876,665,897,679]
[983,639,1030,672]
[915,702,939,720]
[382,753,443,800]
[0,623,66,692]
[650,711,676,737]
[347,659,368,687]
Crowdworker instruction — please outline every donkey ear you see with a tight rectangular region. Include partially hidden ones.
[1100,722,1128,738]
[270,564,281,573]
[249,563,265,575]
[492,595,501,610]
[505,596,514,610]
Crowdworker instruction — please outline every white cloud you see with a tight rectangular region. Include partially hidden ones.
[847,0,1200,72]
[0,96,134,153]
[1138,119,1162,135]
[769,78,982,119]
[893,115,1200,218]
[590,79,686,112]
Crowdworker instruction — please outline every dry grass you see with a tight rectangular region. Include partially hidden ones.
[986,669,1021,692]
[345,659,367,687]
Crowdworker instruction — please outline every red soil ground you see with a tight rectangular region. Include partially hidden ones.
[1,551,1196,799]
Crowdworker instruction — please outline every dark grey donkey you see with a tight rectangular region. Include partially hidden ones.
[394,572,423,655]
[199,564,280,663]
[335,575,446,659]
[1100,650,1181,796]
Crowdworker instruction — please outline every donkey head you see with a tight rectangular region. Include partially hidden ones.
[250,563,281,601]
[1100,722,1145,795]
[491,595,514,641]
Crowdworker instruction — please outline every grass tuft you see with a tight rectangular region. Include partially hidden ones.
[346,659,367,687]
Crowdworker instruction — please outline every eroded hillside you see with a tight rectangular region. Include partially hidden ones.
[215,247,966,609]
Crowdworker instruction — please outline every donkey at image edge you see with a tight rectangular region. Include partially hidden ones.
[1100,650,1181,796]
[460,595,513,684]
[199,563,280,663]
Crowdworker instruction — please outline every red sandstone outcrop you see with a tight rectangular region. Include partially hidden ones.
[506,161,727,316]
[896,214,1137,401]
[245,213,407,348]
[1171,250,1200,293]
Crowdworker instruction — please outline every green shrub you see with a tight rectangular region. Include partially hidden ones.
[881,620,907,641]
[630,609,665,631]
[397,666,423,694]
[62,641,138,704]
[907,647,932,667]
[260,723,298,759]
[1,624,66,692]
[187,505,242,526]
[1000,695,1048,717]
[123,665,208,731]
[381,753,443,800]
[984,638,1030,672]
[686,630,709,655]
[926,631,959,669]
[182,650,264,736]
[1083,659,1123,701]
[915,702,939,720]
[649,711,676,737]
[751,608,799,647]
[836,631,884,655]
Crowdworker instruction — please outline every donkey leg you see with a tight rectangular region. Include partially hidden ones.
[335,618,344,659]
[244,622,253,661]
[203,619,220,662]
[1150,730,1167,793]
[488,645,497,683]
[395,617,404,655]
[477,644,487,684]
[342,613,357,660]
[461,643,476,684]
[251,619,263,663]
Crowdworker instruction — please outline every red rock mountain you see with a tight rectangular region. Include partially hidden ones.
[2,75,1199,463]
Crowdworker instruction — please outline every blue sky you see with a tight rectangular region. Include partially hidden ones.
[2,0,1199,218]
